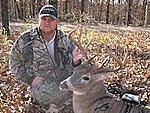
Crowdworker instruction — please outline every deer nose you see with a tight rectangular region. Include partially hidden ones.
[60,81,68,90]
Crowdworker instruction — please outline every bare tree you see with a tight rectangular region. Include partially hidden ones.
[111,0,115,24]
[106,0,110,24]
[132,0,141,26]
[14,0,21,19]
[81,0,86,14]
[76,0,80,12]
[95,0,101,22]
[143,0,149,27]
[20,0,24,19]
[49,0,57,8]
[1,0,10,35]
[64,0,69,15]
[31,0,36,18]
[116,0,121,25]
[36,0,42,15]
[99,0,105,22]
[57,0,63,18]
[126,0,132,26]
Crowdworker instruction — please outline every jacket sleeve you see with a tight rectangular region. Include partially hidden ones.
[9,35,35,86]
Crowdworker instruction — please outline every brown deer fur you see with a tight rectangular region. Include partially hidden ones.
[60,62,148,113]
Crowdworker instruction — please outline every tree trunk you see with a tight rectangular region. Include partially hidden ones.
[116,0,121,25]
[142,0,148,26]
[143,0,148,27]
[1,0,10,36]
[99,0,104,22]
[49,0,57,8]
[37,0,42,15]
[32,0,36,18]
[126,0,132,26]
[14,0,21,19]
[75,0,80,23]
[106,0,110,24]
[81,0,85,14]
[76,0,80,12]
[20,0,24,20]
[57,0,63,18]
[111,0,115,24]
[72,0,76,9]
[133,0,140,26]
[64,0,68,15]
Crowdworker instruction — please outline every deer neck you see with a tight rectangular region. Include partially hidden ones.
[73,82,109,113]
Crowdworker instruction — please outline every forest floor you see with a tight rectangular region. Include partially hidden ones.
[60,22,150,32]
[7,21,150,33]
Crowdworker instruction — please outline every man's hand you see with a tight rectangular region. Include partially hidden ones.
[32,76,44,87]
[72,46,84,65]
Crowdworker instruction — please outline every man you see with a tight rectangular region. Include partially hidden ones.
[9,5,83,112]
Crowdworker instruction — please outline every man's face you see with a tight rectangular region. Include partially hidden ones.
[39,16,58,34]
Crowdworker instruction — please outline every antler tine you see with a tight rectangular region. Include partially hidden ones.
[105,44,129,71]
[86,54,98,66]
[85,37,94,50]
[94,45,129,74]
[68,29,76,37]
[68,28,88,59]
[95,57,121,74]
[122,45,129,66]
[99,56,110,68]
[105,45,124,67]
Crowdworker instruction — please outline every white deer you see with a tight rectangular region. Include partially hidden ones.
[60,58,148,113]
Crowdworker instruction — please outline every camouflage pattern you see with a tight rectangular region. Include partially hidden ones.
[9,27,75,108]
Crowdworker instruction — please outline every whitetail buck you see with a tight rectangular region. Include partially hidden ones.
[60,29,149,113]
[60,56,149,113]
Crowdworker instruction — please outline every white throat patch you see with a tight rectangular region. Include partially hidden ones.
[73,91,86,95]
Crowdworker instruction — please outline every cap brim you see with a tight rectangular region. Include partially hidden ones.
[39,14,57,20]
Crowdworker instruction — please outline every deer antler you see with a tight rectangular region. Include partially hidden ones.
[68,28,128,74]
[68,28,88,59]
[99,56,110,68]
[106,45,128,68]
[106,45,123,67]
[94,45,128,74]
[84,36,94,50]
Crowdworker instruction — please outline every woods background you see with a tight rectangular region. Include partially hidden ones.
[1,0,150,35]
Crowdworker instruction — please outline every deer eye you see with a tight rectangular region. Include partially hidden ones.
[81,75,90,83]
[82,76,90,81]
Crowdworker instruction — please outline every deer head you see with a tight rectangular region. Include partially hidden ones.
[60,55,126,95]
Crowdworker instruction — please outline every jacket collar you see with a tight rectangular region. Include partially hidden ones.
[29,27,40,40]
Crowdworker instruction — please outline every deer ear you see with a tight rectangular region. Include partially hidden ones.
[96,72,113,81]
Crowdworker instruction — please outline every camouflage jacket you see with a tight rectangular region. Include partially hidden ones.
[9,27,76,86]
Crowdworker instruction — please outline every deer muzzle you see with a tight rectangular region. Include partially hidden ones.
[59,80,69,91]
[59,76,73,91]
